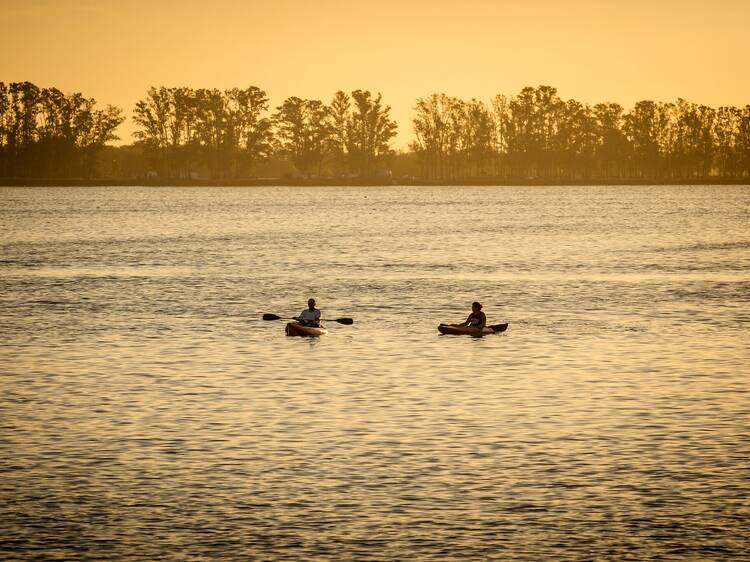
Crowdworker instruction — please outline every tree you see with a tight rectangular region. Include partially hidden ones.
[77,103,124,177]
[3,82,41,176]
[592,103,628,179]
[504,86,565,178]
[461,99,494,177]
[623,100,671,179]
[714,106,740,177]
[554,99,598,180]
[273,97,333,177]
[224,86,273,177]
[133,86,176,176]
[737,106,750,177]
[347,90,397,176]
[0,83,8,175]
[412,93,449,179]
[411,94,447,179]
[491,94,512,177]
[193,88,226,178]
[328,90,351,176]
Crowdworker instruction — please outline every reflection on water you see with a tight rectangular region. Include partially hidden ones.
[1,185,749,560]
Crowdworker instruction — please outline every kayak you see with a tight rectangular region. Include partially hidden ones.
[438,323,508,336]
[285,322,328,337]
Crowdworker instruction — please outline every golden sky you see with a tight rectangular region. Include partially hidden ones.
[2,0,749,146]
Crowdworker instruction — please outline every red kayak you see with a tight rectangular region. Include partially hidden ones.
[438,323,508,336]
[285,322,328,337]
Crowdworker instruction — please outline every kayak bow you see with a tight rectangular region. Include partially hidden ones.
[285,322,328,337]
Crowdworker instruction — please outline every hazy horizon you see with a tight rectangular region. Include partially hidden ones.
[2,0,749,146]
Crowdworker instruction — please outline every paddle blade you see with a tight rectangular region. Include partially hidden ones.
[491,323,508,333]
[262,313,282,321]
[334,317,354,325]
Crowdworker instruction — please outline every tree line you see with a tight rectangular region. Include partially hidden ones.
[2,81,749,181]
[0,81,124,178]
[132,87,397,179]
[412,86,750,181]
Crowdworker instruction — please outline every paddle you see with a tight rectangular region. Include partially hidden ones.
[262,313,354,325]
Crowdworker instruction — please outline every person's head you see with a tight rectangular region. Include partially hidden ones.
[472,301,482,312]
[308,298,316,310]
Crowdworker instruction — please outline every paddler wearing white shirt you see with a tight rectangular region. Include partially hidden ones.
[297,298,322,327]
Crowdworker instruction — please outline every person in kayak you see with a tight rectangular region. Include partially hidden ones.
[449,301,486,330]
[297,298,322,327]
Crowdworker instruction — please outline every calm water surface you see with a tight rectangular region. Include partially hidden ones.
[1,185,749,560]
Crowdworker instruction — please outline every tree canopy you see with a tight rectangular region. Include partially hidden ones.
[0,81,123,178]
[2,81,749,182]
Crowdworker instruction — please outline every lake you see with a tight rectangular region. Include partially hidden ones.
[1,184,748,560]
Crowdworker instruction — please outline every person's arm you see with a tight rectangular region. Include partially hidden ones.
[454,314,472,327]
[479,311,487,329]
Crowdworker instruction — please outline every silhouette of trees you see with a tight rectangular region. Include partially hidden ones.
[2,80,749,182]
[413,85,750,181]
[461,99,495,178]
[272,97,332,177]
[131,87,396,179]
[328,91,351,176]
[412,93,450,179]
[346,90,398,176]
[225,87,274,177]
[271,89,396,178]
[736,106,750,176]
[133,86,272,179]
[713,106,741,178]
[592,103,629,180]
[0,81,123,178]
[133,86,197,178]
[623,100,670,179]
[412,94,494,179]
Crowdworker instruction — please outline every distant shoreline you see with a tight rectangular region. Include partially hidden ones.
[2,178,749,187]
